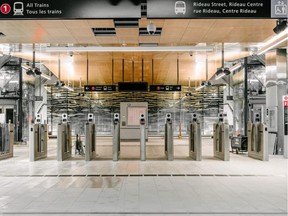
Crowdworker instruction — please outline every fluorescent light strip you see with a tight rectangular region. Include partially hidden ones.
[9,80,19,84]
[215,73,226,80]
[257,36,288,55]
[63,85,74,91]
[230,63,242,72]
[0,76,11,79]
[262,28,288,47]
[195,85,205,91]
[40,73,51,80]
[45,46,214,52]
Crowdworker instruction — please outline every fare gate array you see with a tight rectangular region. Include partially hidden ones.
[0,122,14,160]
[213,114,230,161]
[57,114,72,161]
[29,115,48,161]
[248,114,268,161]
[189,114,202,161]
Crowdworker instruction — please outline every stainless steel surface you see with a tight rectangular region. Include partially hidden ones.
[29,123,48,161]
[165,122,174,161]
[112,121,120,161]
[248,122,269,161]
[213,122,230,161]
[140,124,146,161]
[85,123,96,161]
[189,122,202,161]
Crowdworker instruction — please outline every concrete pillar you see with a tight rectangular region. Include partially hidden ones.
[266,49,287,155]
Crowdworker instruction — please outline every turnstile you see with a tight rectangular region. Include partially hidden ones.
[213,114,230,161]
[140,113,146,161]
[29,116,48,161]
[85,113,96,161]
[0,122,14,160]
[164,113,174,161]
[57,114,72,161]
[248,120,268,161]
[112,113,120,161]
[189,114,202,161]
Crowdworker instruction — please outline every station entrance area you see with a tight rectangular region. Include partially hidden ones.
[0,137,286,215]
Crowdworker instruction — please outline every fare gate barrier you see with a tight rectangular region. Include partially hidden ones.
[248,114,268,161]
[140,113,146,161]
[189,114,202,161]
[85,114,96,161]
[285,121,288,159]
[213,114,230,161]
[29,115,48,161]
[164,113,174,161]
[113,113,120,161]
[0,122,14,160]
[57,114,72,161]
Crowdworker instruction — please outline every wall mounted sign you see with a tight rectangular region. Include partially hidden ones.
[150,85,182,92]
[0,0,286,19]
[84,85,116,92]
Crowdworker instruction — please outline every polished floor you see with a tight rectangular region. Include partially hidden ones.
[0,137,287,216]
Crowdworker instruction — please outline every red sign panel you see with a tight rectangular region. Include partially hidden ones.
[284,95,288,107]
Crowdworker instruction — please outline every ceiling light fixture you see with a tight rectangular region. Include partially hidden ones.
[229,62,242,72]
[33,68,42,75]
[273,19,287,34]
[147,21,156,35]
[255,26,288,55]
[55,80,65,87]
[63,85,74,91]
[45,46,214,52]
[26,68,34,76]
[257,36,288,55]
[40,73,51,80]
[195,81,211,91]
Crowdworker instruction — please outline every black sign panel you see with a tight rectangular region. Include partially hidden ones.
[150,85,182,92]
[147,0,277,18]
[118,82,148,92]
[0,0,141,19]
[84,85,116,92]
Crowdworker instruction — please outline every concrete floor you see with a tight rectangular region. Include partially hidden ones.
[0,137,287,216]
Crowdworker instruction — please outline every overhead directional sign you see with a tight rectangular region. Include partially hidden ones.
[150,85,182,92]
[0,0,141,19]
[147,0,287,18]
[84,85,116,92]
[1,0,286,19]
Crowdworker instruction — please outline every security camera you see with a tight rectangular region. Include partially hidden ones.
[189,51,193,56]
[147,22,156,35]
[68,51,73,57]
